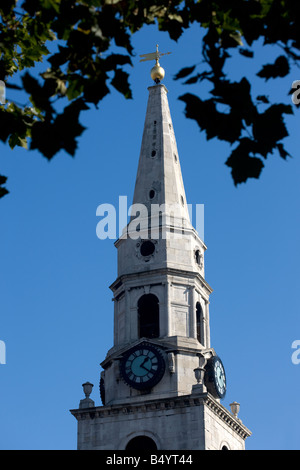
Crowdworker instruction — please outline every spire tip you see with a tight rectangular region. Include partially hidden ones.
[139,45,171,84]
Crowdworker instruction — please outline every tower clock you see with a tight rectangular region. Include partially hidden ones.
[120,343,165,391]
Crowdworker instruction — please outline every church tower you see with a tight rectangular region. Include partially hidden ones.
[70,47,251,450]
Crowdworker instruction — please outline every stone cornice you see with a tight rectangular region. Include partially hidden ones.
[70,392,251,441]
[100,339,214,370]
[109,267,213,295]
[204,394,252,440]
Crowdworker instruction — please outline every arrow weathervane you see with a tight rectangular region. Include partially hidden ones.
[140,44,171,83]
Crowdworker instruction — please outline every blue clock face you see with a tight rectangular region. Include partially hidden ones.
[214,359,226,397]
[120,343,165,390]
[128,349,158,379]
[205,356,227,399]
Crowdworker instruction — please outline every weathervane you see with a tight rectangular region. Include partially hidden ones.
[140,44,171,84]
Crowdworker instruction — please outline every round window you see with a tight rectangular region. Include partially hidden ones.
[140,240,155,257]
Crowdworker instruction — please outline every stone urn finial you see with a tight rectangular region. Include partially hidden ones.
[79,382,95,409]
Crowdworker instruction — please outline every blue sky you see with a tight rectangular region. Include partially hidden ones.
[0,22,299,450]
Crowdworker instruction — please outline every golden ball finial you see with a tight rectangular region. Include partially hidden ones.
[150,62,165,83]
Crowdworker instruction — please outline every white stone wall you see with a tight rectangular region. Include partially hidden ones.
[75,397,248,450]
[204,405,245,450]
[77,402,206,450]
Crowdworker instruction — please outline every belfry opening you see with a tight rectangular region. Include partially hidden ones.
[138,294,159,339]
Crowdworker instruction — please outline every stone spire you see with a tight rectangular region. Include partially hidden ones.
[116,82,206,282]
[70,55,252,452]
[130,84,192,235]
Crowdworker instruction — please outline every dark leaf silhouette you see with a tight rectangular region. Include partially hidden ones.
[256,95,270,104]
[174,66,196,80]
[225,139,264,185]
[239,49,254,58]
[276,143,291,160]
[257,56,290,80]
[0,174,9,197]
[30,99,88,159]
[111,69,132,100]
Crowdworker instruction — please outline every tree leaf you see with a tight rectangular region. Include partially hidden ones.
[183,75,199,85]
[252,104,292,156]
[276,143,291,160]
[104,54,132,71]
[257,55,290,80]
[239,48,254,58]
[22,72,53,114]
[225,139,264,185]
[83,76,110,105]
[111,69,132,99]
[179,93,243,144]
[256,95,269,104]
[0,0,17,16]
[30,99,88,159]
[0,174,9,198]
[174,66,196,80]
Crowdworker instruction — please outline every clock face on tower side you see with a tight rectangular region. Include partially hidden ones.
[120,343,165,390]
[205,355,227,399]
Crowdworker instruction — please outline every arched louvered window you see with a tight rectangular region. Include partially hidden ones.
[138,294,159,339]
[196,302,203,344]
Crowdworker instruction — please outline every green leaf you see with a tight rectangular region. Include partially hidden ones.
[67,75,85,101]
[8,134,28,149]
[41,0,61,13]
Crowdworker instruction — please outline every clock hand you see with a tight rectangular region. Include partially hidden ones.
[140,357,151,371]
